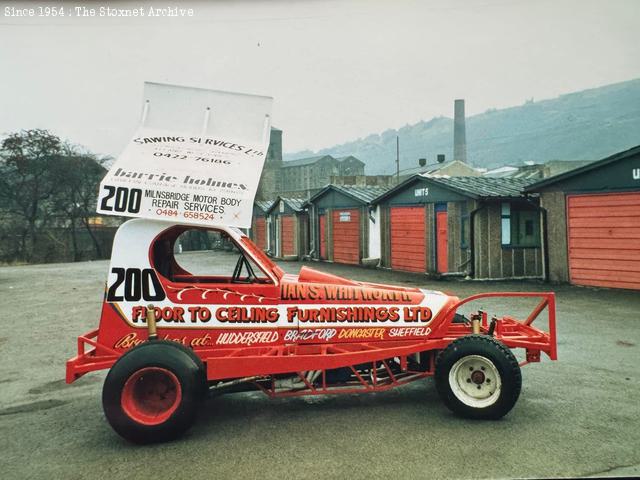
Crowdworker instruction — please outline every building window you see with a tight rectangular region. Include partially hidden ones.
[501,203,511,245]
[501,202,540,247]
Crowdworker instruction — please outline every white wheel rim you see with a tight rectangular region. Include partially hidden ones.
[449,355,502,408]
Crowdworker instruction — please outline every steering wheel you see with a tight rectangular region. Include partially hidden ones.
[231,255,256,283]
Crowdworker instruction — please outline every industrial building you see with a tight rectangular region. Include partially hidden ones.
[279,155,366,197]
[525,145,640,290]
[256,125,367,200]
[256,127,283,200]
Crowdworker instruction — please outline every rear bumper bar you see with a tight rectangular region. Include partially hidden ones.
[65,329,118,383]
[441,291,557,363]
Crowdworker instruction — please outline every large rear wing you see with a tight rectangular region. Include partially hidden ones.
[97,82,273,228]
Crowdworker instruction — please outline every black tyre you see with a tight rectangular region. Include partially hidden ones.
[102,340,207,444]
[435,335,521,419]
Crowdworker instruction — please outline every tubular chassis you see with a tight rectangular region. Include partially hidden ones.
[68,292,556,397]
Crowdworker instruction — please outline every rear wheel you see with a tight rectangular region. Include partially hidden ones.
[102,340,206,443]
[435,335,521,419]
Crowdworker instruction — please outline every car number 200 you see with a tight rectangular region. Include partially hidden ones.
[100,186,142,214]
[107,268,166,302]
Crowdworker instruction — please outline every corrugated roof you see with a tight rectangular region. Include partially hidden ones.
[335,185,391,203]
[483,165,543,180]
[483,161,596,180]
[309,184,392,205]
[264,196,308,214]
[282,197,307,212]
[482,166,520,178]
[399,160,480,178]
[254,200,274,212]
[281,155,334,168]
[423,175,535,198]
[506,170,542,180]
[398,161,451,177]
[372,175,535,204]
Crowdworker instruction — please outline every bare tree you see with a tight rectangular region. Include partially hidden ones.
[0,129,62,261]
[0,130,111,263]
[51,146,109,260]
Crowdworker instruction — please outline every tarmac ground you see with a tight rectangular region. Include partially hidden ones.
[1,252,639,479]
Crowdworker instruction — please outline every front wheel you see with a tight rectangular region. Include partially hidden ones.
[435,335,521,419]
[102,340,207,444]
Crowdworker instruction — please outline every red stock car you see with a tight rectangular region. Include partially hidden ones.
[66,219,557,443]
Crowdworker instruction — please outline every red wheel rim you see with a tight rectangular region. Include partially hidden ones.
[121,367,182,426]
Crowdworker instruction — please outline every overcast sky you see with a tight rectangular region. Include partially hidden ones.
[1,0,639,158]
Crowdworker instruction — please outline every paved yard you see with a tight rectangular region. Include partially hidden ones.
[1,254,639,479]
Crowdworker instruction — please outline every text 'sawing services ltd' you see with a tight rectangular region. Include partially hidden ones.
[97,82,273,228]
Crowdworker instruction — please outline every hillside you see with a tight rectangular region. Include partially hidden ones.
[285,78,640,174]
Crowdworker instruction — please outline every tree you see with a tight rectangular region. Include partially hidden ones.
[0,129,109,263]
[51,147,109,260]
[0,129,62,261]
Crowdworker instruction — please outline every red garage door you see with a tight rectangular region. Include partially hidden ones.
[567,192,640,290]
[390,206,426,273]
[255,217,266,250]
[280,215,295,256]
[332,209,360,264]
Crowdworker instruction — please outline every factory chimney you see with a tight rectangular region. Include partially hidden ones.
[453,99,467,163]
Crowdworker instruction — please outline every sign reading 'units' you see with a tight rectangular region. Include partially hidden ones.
[97,83,273,228]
